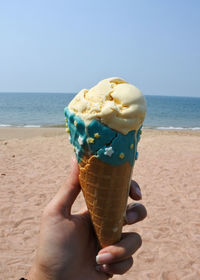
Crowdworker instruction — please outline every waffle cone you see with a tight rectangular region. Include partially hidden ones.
[79,155,133,248]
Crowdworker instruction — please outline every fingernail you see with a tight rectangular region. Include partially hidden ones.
[135,186,142,198]
[96,253,113,264]
[126,211,138,224]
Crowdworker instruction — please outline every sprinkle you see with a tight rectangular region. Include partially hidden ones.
[94,132,100,138]
[119,153,125,159]
[112,227,118,232]
[104,147,114,157]
[74,147,79,155]
[74,120,77,126]
[66,127,70,133]
[130,144,134,149]
[87,137,94,144]
[78,136,84,145]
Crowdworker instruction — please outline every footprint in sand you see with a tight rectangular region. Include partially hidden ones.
[14,217,34,228]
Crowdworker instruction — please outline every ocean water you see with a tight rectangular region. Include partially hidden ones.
[0,92,199,130]
[144,95,200,130]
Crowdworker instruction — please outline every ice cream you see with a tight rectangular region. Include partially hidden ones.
[68,77,146,134]
[64,77,146,247]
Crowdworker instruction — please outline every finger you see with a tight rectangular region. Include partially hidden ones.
[129,180,142,200]
[124,203,147,225]
[48,157,81,217]
[96,257,133,275]
[96,232,142,264]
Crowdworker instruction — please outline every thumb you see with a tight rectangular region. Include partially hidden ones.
[50,157,81,217]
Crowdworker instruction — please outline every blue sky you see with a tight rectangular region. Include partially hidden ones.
[0,0,199,97]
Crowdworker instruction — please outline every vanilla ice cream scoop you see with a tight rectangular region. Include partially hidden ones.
[68,77,146,134]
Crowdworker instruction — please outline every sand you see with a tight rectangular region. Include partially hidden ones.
[0,128,200,279]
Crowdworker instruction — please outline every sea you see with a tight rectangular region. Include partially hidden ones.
[0,92,200,130]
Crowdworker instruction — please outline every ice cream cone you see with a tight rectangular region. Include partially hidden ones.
[79,155,133,248]
[64,77,146,248]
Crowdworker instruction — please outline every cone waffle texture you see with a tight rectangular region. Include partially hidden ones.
[79,155,133,248]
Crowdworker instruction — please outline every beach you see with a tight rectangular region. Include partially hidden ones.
[0,128,200,279]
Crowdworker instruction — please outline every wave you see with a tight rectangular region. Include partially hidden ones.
[0,124,41,128]
[0,124,12,127]
[23,125,41,128]
[144,126,200,130]
[191,127,200,130]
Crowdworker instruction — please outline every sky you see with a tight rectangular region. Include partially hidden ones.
[0,0,200,97]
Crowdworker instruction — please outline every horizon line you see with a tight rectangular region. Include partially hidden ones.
[0,91,199,98]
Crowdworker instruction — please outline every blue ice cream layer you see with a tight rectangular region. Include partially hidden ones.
[64,107,142,166]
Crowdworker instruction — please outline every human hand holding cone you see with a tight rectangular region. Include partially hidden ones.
[64,78,146,248]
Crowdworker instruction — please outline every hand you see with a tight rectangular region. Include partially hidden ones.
[28,159,147,280]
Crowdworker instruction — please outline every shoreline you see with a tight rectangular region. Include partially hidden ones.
[0,127,200,141]
[1,124,200,130]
